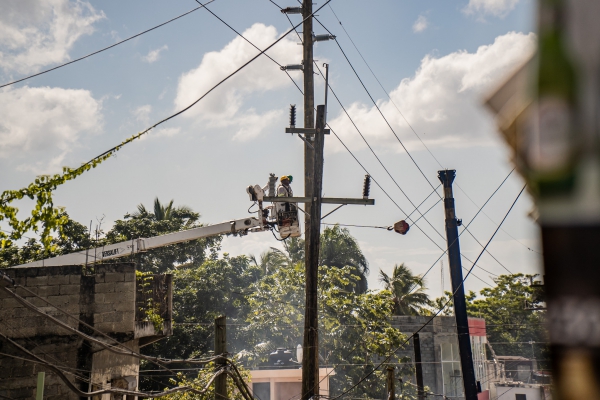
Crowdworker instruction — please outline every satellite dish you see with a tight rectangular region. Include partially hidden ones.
[296,344,303,364]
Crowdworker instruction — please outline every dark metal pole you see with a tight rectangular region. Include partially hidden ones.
[302,105,325,400]
[413,334,425,400]
[386,366,395,400]
[438,169,478,400]
[215,315,227,400]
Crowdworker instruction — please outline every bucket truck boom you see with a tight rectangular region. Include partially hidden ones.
[13,217,263,268]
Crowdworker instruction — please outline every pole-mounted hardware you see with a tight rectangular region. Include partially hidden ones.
[281,64,304,71]
[281,6,302,14]
[313,34,336,42]
[362,175,371,199]
[290,105,297,128]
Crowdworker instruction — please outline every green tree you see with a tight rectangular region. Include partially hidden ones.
[0,214,96,268]
[379,264,432,316]
[104,199,220,273]
[243,261,405,399]
[254,225,370,292]
[433,274,548,365]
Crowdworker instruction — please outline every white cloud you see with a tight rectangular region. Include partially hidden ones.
[463,0,520,18]
[0,0,104,74]
[326,32,536,154]
[133,105,152,124]
[413,15,429,33]
[0,86,102,171]
[174,23,300,140]
[143,45,168,64]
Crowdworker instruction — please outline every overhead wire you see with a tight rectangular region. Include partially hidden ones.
[322,7,537,260]
[404,168,518,295]
[310,60,494,285]
[329,185,526,400]
[326,4,445,170]
[4,0,333,204]
[312,19,441,198]
[0,1,218,89]
[0,330,209,398]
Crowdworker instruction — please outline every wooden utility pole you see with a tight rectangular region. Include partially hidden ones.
[302,0,315,230]
[301,0,317,398]
[302,105,325,400]
[386,366,395,400]
[215,315,227,400]
[413,334,425,400]
[438,169,478,400]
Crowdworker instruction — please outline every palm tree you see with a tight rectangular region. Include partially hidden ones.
[319,225,369,293]
[129,197,198,226]
[379,263,431,315]
[252,227,369,291]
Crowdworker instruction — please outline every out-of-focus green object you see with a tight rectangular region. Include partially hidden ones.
[528,0,578,196]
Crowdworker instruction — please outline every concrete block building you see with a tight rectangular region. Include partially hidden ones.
[0,263,172,400]
[389,315,489,400]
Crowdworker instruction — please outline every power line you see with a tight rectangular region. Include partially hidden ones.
[313,19,441,198]
[0,1,218,89]
[1,0,333,211]
[192,0,304,95]
[0,330,208,398]
[326,4,445,171]
[312,61,495,285]
[312,14,531,271]
[329,185,526,400]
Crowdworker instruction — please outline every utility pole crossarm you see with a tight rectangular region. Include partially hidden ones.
[263,197,374,205]
[285,127,330,135]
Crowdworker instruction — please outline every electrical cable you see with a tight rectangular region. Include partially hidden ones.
[2,1,333,208]
[192,0,304,96]
[313,19,441,198]
[310,18,523,280]
[322,7,537,260]
[462,225,513,275]
[404,168,518,293]
[326,4,445,170]
[312,62,446,248]
[0,330,213,398]
[0,1,217,89]
[329,185,525,400]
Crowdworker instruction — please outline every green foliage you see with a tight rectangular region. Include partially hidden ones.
[0,214,96,268]
[244,261,405,398]
[255,225,370,292]
[0,129,150,250]
[379,264,432,316]
[136,271,166,331]
[156,362,251,400]
[319,225,370,293]
[433,274,548,365]
[105,199,220,274]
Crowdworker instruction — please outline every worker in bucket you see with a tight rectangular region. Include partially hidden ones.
[277,175,296,213]
[278,175,293,197]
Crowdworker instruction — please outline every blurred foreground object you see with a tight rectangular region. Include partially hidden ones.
[486,0,600,399]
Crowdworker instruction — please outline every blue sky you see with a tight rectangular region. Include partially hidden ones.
[0,0,540,297]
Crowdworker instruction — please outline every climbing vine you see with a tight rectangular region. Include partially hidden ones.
[0,129,152,250]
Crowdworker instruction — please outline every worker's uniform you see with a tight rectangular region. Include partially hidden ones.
[276,184,296,212]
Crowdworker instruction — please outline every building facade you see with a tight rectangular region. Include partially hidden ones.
[0,263,172,400]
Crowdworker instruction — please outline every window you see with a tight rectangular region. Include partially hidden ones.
[515,394,527,400]
[253,382,270,400]
[440,343,464,398]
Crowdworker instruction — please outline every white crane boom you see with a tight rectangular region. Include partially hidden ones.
[12,217,263,269]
